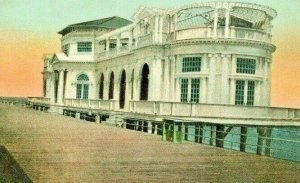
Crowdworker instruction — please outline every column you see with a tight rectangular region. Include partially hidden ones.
[152,59,162,101]
[169,56,176,101]
[229,78,235,104]
[154,16,159,42]
[255,81,261,106]
[49,73,55,104]
[116,34,121,51]
[225,8,230,38]
[163,58,170,101]
[208,54,217,103]
[221,54,230,104]
[201,77,207,103]
[231,54,237,74]
[57,70,65,105]
[128,29,133,47]
[159,16,164,43]
[213,8,218,38]
[243,80,248,105]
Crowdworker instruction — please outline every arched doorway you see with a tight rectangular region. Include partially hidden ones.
[99,73,104,99]
[140,64,149,100]
[119,70,126,109]
[109,72,114,99]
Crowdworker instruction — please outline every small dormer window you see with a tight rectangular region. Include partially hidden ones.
[77,42,92,52]
[62,44,69,56]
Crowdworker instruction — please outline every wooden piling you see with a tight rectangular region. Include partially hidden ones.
[216,125,224,148]
[184,123,189,141]
[257,127,265,155]
[240,127,247,152]
[265,128,272,156]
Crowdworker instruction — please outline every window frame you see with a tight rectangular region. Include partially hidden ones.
[77,42,92,53]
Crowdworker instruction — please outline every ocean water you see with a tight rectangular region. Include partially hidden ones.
[185,126,300,162]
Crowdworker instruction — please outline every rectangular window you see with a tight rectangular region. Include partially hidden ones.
[190,79,200,103]
[236,58,256,74]
[182,57,201,72]
[83,84,89,99]
[76,84,82,99]
[180,79,188,102]
[77,42,92,52]
[235,80,245,105]
[247,81,255,105]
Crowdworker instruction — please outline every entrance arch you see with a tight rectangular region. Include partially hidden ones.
[140,64,149,100]
[119,70,126,109]
[109,72,114,99]
[99,73,104,99]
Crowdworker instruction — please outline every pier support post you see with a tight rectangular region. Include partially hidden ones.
[95,115,100,124]
[184,123,189,141]
[265,127,272,156]
[240,126,247,152]
[210,125,214,146]
[199,123,203,143]
[216,125,225,148]
[257,127,269,155]
[195,123,200,143]
[154,124,158,135]
[162,122,167,141]
[75,112,80,119]
[123,121,126,128]
[147,122,152,134]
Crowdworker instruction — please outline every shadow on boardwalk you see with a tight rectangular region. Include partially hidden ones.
[0,105,299,182]
[0,145,32,182]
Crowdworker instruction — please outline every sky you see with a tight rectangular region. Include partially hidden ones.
[0,0,299,108]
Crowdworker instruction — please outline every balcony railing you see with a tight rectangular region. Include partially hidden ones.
[175,26,272,43]
[29,97,51,104]
[64,98,117,111]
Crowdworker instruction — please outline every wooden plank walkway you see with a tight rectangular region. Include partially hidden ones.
[0,105,299,182]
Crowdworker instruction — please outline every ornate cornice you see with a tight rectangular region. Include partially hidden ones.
[166,38,276,53]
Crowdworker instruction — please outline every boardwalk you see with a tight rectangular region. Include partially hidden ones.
[0,105,299,182]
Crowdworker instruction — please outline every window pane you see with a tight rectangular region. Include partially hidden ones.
[191,79,200,103]
[83,84,89,99]
[182,57,201,72]
[76,84,82,99]
[180,79,188,102]
[77,42,92,52]
[236,58,256,74]
[235,80,245,105]
[247,81,255,105]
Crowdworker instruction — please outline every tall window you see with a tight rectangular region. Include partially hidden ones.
[182,57,201,72]
[180,79,200,103]
[235,80,245,105]
[247,81,255,105]
[77,42,92,52]
[235,80,255,105]
[109,72,114,99]
[76,74,89,99]
[190,79,200,102]
[236,58,256,74]
[180,79,188,102]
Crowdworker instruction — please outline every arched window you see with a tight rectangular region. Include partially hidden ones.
[76,74,89,99]
[99,73,104,99]
[119,70,126,109]
[140,64,149,100]
[109,72,114,99]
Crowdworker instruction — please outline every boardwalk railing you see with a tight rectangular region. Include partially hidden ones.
[161,120,300,162]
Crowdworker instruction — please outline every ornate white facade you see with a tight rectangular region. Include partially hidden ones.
[43,2,277,113]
